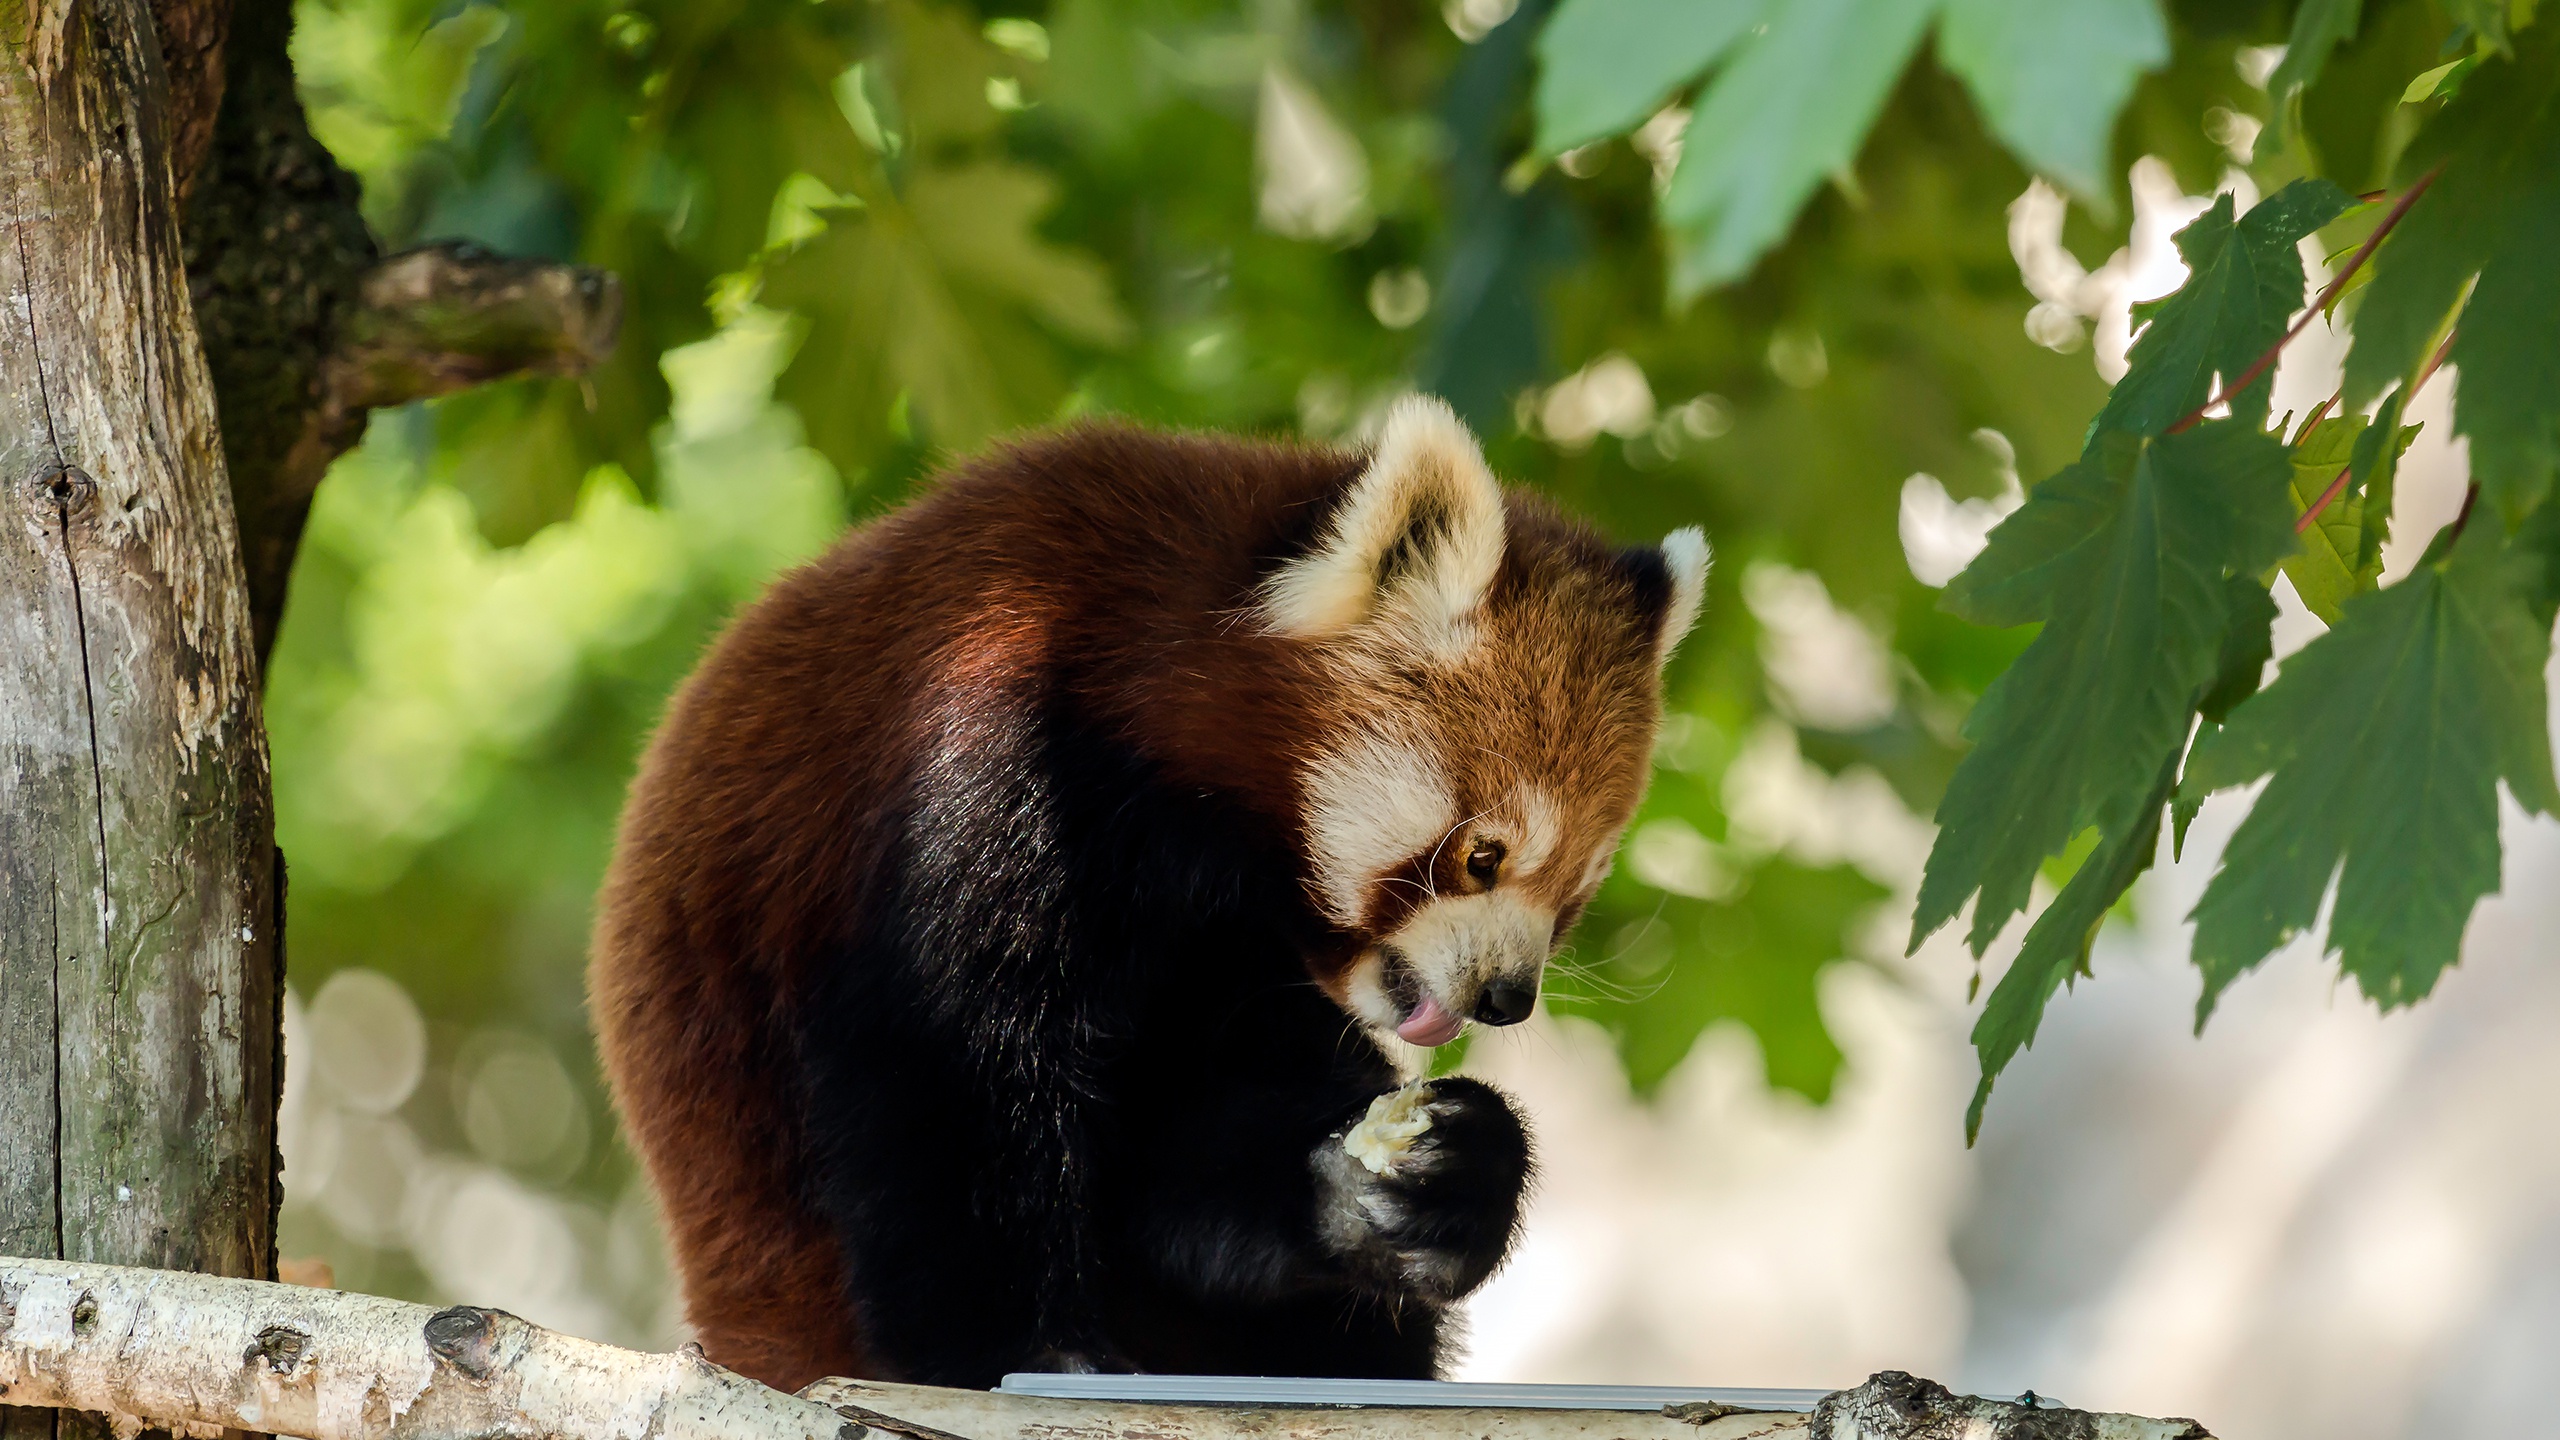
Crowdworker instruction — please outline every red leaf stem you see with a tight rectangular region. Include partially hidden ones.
[2292,393,2338,443]
[2445,482,2482,543]
[2296,465,2356,535]
[2168,166,2445,437]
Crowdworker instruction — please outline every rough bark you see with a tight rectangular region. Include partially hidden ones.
[177,0,372,660]
[179,0,623,662]
[146,0,228,196]
[0,1262,2217,1440]
[0,0,279,1306]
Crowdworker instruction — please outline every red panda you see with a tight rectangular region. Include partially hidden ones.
[590,397,1706,1390]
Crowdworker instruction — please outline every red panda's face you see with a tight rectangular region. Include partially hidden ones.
[1259,397,1707,1056]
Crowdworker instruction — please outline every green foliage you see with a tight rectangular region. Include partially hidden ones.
[1936,0,2169,205]
[2186,519,2559,1014]
[2266,0,2363,139]
[2096,180,2352,435]
[1963,748,2177,1140]
[1553,859,1891,1103]
[2280,411,2383,623]
[1528,0,2186,297]
[1660,0,1941,298]
[1531,0,1759,156]
[2343,25,2560,519]
[1907,180,2343,963]
[1535,0,2560,1135]
[1916,421,2295,955]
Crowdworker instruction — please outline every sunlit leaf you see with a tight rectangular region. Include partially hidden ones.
[2279,409,2400,624]
[1660,0,1937,300]
[2097,179,2354,437]
[2348,388,2420,573]
[1936,0,2168,206]
[1532,0,1765,156]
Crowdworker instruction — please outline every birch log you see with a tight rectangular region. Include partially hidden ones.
[0,1260,2214,1440]
[0,0,279,1297]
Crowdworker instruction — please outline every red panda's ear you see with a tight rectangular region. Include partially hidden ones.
[1259,395,1504,661]
[1654,527,1710,669]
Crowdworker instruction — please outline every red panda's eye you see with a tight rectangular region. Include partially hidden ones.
[1466,840,1505,884]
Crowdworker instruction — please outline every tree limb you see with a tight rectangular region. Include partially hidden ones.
[180,0,624,664]
[321,243,625,414]
[272,238,622,518]
[0,1259,2214,1440]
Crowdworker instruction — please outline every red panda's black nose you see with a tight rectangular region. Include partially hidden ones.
[1474,980,1536,1027]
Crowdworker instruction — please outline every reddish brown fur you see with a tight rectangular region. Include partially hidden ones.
[591,421,1671,1387]
[1329,501,1669,949]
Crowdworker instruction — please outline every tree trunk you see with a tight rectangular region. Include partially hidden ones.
[1,0,620,1361]
[0,0,282,1365]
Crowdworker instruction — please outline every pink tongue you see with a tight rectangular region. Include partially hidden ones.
[1396,995,1466,1047]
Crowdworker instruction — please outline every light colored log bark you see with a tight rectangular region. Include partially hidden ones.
[0,1260,2215,1440]
[0,1258,855,1440]
[0,0,278,1302]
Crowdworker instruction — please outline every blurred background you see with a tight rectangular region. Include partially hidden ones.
[260,2,2560,1437]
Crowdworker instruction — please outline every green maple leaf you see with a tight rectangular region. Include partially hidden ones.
[2097,179,2355,437]
[2348,388,2420,573]
[1966,571,2275,1138]
[1532,0,1765,157]
[2343,26,2560,519]
[749,0,1128,473]
[2199,574,2282,723]
[1913,421,2296,956]
[2186,520,2560,1020]
[2263,0,2363,144]
[767,159,1130,467]
[1965,748,2178,1141]
[2172,577,2282,860]
[1936,0,2168,208]
[2280,409,2421,623]
[1659,0,1938,300]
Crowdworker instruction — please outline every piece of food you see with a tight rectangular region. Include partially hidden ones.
[1342,1083,1433,1174]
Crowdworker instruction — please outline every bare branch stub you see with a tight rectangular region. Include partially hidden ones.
[1812,1371,2211,1440]
[267,240,625,535]
[328,244,624,412]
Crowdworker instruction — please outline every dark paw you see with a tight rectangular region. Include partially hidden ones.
[1312,1077,1531,1302]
